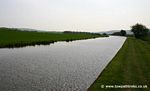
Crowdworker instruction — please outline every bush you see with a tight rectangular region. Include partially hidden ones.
[131,23,149,38]
[120,30,126,36]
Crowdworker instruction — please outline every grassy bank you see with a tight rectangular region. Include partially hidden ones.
[0,28,105,48]
[140,35,150,44]
[88,37,150,91]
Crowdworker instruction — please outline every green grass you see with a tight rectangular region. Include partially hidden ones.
[88,37,150,91]
[140,35,150,44]
[0,28,105,48]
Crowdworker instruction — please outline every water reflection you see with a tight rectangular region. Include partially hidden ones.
[1,38,99,49]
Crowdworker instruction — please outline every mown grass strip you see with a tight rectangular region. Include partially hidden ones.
[88,37,150,91]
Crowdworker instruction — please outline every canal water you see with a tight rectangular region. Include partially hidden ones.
[0,36,126,91]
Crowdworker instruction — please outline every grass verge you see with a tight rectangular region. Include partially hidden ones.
[0,28,106,48]
[88,37,150,91]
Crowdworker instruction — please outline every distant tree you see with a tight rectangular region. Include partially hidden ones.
[63,31,72,33]
[102,33,107,36]
[120,30,126,36]
[111,32,121,36]
[131,23,149,38]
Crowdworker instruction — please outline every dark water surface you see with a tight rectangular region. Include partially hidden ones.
[0,36,126,91]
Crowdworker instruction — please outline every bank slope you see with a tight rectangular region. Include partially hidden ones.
[0,28,105,48]
[88,37,150,91]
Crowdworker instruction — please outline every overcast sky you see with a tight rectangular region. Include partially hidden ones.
[0,0,150,32]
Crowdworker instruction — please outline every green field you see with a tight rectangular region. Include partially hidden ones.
[0,28,105,48]
[88,37,150,91]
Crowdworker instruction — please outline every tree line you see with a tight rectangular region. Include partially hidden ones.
[111,23,150,39]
